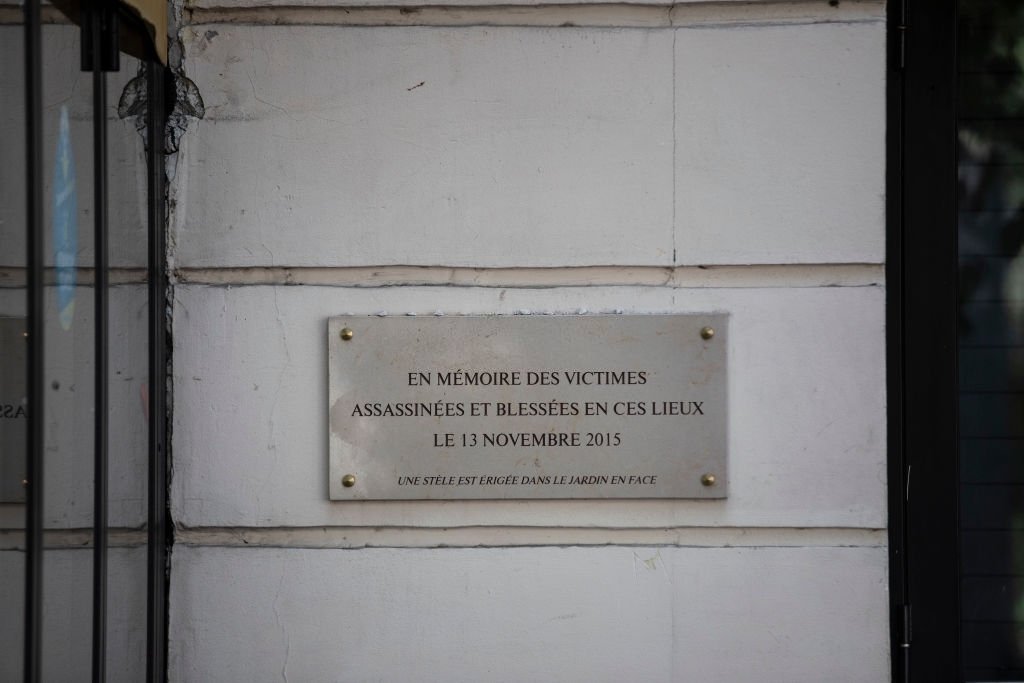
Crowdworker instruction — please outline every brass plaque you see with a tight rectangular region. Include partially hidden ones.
[0,317,26,503]
[328,315,727,500]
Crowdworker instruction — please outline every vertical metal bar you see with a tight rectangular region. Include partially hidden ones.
[146,61,168,683]
[887,0,908,678]
[23,0,44,679]
[899,1,961,679]
[90,7,109,682]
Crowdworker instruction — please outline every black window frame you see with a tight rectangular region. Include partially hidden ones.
[888,1,962,680]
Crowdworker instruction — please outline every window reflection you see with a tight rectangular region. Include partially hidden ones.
[959,2,1024,679]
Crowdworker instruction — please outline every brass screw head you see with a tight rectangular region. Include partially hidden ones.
[340,327,354,341]
[700,326,715,340]
[700,473,716,487]
[342,474,356,488]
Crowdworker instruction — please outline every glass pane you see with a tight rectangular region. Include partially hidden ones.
[0,2,27,680]
[0,7,155,680]
[958,1,1024,679]
[106,54,150,679]
[41,20,154,681]
[40,16,95,679]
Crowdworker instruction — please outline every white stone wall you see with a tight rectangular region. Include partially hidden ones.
[169,1,889,680]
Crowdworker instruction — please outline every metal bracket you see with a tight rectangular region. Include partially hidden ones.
[81,1,119,72]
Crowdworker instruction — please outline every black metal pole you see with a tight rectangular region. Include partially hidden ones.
[887,0,908,679]
[90,5,110,682]
[898,1,962,679]
[23,0,44,679]
[146,61,169,683]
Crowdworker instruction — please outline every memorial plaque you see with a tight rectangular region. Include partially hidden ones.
[328,315,727,500]
[0,317,27,503]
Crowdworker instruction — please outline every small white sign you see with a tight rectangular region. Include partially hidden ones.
[328,315,727,500]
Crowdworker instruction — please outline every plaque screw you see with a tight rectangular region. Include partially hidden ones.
[342,474,356,488]
[340,327,354,341]
[21,479,28,488]
[700,327,715,340]
[700,473,716,487]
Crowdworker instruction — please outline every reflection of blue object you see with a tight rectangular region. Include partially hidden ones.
[53,106,77,331]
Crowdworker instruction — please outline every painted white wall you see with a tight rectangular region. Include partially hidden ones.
[173,19,883,268]
[169,1,890,680]
[171,545,889,682]
[172,285,885,529]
